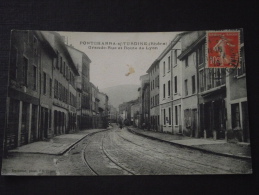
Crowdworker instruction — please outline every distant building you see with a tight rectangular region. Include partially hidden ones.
[97,92,109,128]
[142,82,150,129]
[108,105,117,123]
[147,60,160,131]
[131,99,140,127]
[42,31,80,135]
[139,74,149,128]
[67,45,91,130]
[90,82,99,128]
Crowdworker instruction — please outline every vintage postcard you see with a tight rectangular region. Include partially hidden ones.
[1,29,252,175]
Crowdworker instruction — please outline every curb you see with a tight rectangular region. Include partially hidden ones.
[8,129,110,156]
[128,128,251,161]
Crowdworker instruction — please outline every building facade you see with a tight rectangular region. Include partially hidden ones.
[90,82,99,129]
[226,36,249,142]
[97,92,109,128]
[43,31,80,136]
[108,105,118,123]
[147,60,160,131]
[139,74,149,128]
[131,100,140,127]
[6,30,56,149]
[178,31,205,137]
[5,30,109,151]
[67,45,92,130]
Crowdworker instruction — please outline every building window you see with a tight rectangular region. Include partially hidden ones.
[231,103,241,129]
[199,69,205,92]
[175,106,178,125]
[169,107,171,125]
[174,76,177,93]
[43,72,47,95]
[168,56,171,72]
[33,65,37,90]
[237,46,246,76]
[185,57,189,68]
[163,109,166,125]
[63,62,66,76]
[185,79,188,96]
[10,46,18,80]
[56,52,59,69]
[60,57,63,73]
[192,75,196,94]
[49,110,52,128]
[168,80,171,97]
[163,61,165,75]
[66,66,69,80]
[54,80,58,98]
[23,57,28,86]
[49,78,52,97]
[174,50,177,65]
[207,69,212,90]
[163,84,166,99]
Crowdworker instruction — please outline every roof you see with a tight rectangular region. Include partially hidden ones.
[43,31,80,76]
[34,31,56,57]
[178,32,206,60]
[146,31,190,73]
[66,44,92,63]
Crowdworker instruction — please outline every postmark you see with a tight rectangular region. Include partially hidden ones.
[206,31,240,68]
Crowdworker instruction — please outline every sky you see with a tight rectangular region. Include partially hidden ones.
[58,31,180,89]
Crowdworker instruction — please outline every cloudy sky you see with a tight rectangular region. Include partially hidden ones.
[59,31,180,89]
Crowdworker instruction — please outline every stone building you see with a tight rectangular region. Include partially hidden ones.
[171,33,186,135]
[118,99,137,125]
[108,105,118,123]
[178,31,205,137]
[131,100,140,127]
[97,92,109,128]
[90,82,99,128]
[142,82,150,129]
[158,39,174,133]
[147,60,160,131]
[6,30,56,149]
[67,45,91,130]
[226,34,249,142]
[139,74,149,128]
[42,31,79,135]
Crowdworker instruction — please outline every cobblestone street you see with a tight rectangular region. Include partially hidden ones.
[2,124,252,175]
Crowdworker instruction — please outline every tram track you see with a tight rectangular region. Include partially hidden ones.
[82,128,135,175]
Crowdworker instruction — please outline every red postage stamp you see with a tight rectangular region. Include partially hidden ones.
[207,31,240,68]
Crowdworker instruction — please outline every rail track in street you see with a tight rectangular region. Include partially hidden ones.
[82,129,135,175]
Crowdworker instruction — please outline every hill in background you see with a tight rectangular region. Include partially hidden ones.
[100,84,139,109]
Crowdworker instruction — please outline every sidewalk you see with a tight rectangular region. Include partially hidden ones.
[128,127,251,160]
[9,128,108,155]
